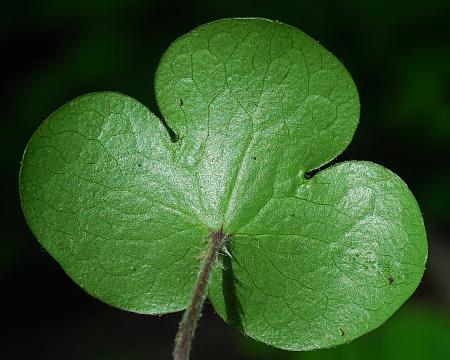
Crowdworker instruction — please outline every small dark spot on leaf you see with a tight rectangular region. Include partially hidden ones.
[252,156,256,160]
[339,327,345,336]
[387,276,394,285]
[137,163,142,167]
[179,98,184,106]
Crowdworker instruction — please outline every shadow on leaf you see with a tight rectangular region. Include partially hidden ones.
[221,247,244,331]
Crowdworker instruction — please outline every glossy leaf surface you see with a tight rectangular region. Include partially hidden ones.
[20,18,427,350]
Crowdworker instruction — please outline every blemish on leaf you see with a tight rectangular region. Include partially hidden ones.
[179,98,184,106]
[137,163,142,167]
[387,276,394,285]
[339,327,345,336]
[252,156,257,160]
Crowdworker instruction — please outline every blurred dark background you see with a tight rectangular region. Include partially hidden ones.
[2,0,449,359]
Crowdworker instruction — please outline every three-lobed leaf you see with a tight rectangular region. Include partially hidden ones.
[19,18,427,350]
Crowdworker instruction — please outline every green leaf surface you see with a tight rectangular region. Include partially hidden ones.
[20,92,211,313]
[19,18,427,350]
[209,161,426,350]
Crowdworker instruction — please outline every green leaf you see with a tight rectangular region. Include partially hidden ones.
[19,18,427,350]
[209,161,427,350]
[20,92,211,313]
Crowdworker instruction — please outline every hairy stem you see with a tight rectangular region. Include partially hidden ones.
[173,229,229,360]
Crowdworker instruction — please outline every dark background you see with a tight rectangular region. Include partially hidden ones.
[2,0,449,359]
